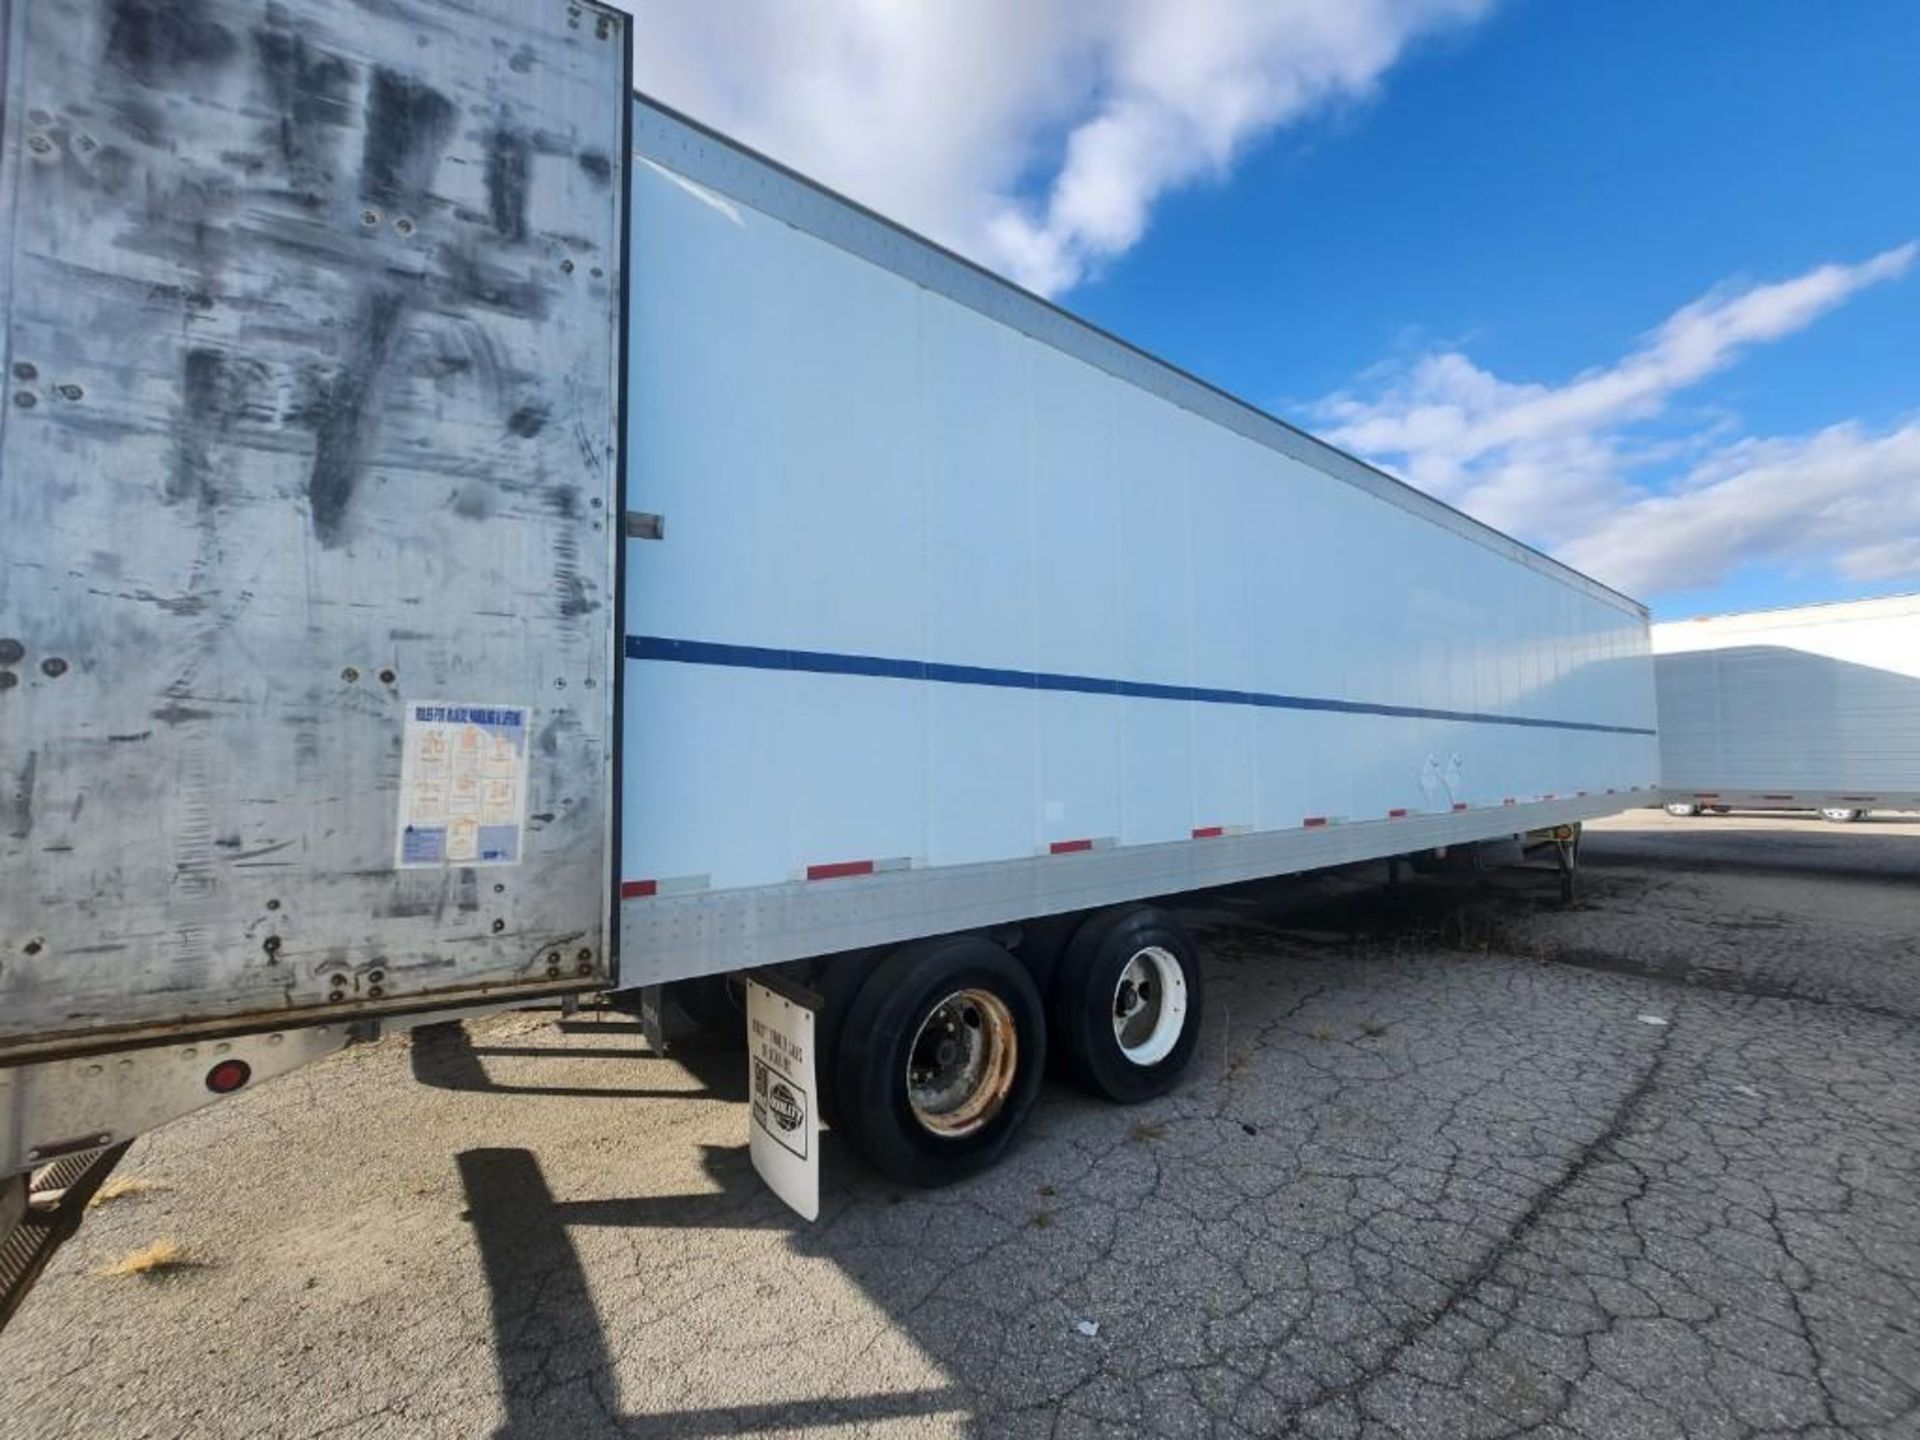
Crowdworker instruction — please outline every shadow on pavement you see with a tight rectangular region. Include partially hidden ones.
[457,1144,967,1438]
[443,822,1920,1437]
[411,1019,750,1104]
[1581,816,1920,882]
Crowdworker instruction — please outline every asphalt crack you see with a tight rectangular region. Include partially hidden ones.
[1275,1024,1673,1434]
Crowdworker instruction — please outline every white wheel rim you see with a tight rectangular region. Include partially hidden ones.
[1111,947,1188,1066]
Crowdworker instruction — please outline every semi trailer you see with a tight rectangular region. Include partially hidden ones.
[1655,595,1920,822]
[0,0,1659,1319]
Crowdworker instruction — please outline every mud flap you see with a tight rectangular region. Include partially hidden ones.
[746,978,819,1221]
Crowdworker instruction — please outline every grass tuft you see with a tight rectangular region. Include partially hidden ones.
[88,1176,170,1210]
[1130,1119,1167,1143]
[96,1238,199,1278]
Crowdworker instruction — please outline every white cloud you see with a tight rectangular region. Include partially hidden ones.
[1314,245,1920,598]
[1560,421,1920,598]
[629,1,1491,294]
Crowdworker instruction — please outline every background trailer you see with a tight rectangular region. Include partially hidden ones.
[1655,594,1920,822]
[0,0,1655,1316]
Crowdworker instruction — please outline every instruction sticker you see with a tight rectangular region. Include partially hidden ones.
[396,702,530,868]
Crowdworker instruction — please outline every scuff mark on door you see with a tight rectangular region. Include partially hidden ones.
[6,754,37,841]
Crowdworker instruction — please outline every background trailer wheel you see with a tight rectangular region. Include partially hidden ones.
[1664,802,1701,817]
[834,937,1046,1187]
[1819,807,1865,823]
[1051,905,1204,1104]
[669,974,747,1044]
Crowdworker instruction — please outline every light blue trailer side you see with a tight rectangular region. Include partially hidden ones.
[617,98,1659,983]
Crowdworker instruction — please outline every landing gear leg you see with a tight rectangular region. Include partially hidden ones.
[1552,830,1581,907]
[634,984,673,1056]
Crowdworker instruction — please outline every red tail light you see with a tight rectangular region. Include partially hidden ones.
[205,1059,252,1094]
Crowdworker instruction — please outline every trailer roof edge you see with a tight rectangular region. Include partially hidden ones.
[629,92,1650,621]
[1654,590,1920,626]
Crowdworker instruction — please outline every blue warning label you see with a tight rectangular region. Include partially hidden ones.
[395,701,531,869]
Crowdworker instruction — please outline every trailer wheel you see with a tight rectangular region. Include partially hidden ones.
[835,937,1045,1187]
[1664,802,1700,817]
[1819,807,1865,824]
[1051,906,1203,1104]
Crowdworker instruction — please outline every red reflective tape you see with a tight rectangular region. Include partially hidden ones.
[1303,816,1329,828]
[1050,838,1094,854]
[1387,808,1408,819]
[620,880,657,900]
[1452,802,1469,811]
[807,859,874,881]
[1191,826,1225,839]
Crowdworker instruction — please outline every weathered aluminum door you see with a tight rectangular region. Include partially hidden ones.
[0,0,630,1057]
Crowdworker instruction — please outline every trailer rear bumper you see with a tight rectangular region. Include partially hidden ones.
[0,1026,358,1179]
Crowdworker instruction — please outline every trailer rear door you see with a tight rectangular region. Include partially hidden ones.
[0,0,630,1059]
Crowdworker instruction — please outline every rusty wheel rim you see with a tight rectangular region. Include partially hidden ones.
[904,988,1018,1138]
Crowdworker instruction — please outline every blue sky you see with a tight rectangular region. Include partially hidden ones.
[636,2,1918,617]
[1070,1,1920,616]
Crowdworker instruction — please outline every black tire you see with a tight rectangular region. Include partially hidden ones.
[671,974,745,1044]
[834,936,1045,1187]
[1050,905,1203,1104]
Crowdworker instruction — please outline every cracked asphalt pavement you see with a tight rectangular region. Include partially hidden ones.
[3,810,1917,1438]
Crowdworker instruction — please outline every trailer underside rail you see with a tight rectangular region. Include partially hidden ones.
[619,790,1651,985]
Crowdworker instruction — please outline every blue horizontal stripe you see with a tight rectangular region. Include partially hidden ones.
[626,635,1656,738]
